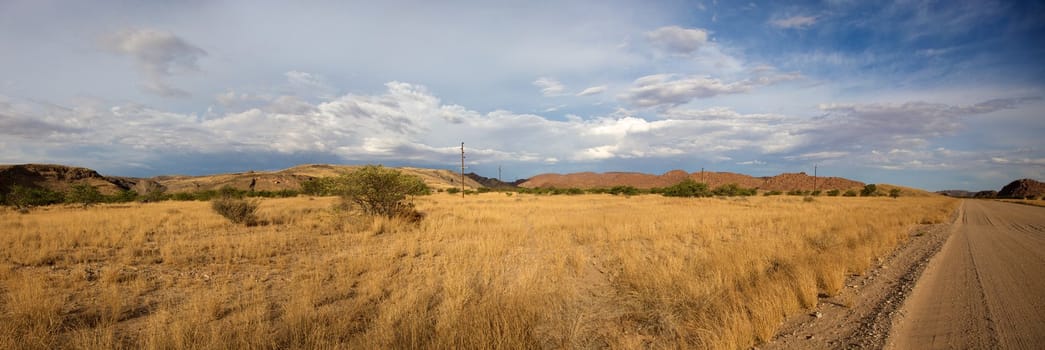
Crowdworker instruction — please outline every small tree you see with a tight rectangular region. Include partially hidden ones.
[826,189,841,196]
[889,188,901,198]
[67,183,103,207]
[861,184,878,197]
[336,165,429,218]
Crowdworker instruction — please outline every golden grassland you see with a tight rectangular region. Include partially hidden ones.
[0,194,957,349]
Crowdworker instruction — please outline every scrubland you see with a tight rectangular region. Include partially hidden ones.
[0,194,956,349]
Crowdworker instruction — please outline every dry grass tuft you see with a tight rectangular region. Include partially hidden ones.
[0,195,956,349]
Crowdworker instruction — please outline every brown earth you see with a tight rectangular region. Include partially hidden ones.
[997,178,1045,198]
[520,170,865,191]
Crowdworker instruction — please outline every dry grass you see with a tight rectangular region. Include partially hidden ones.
[0,194,957,349]
[997,198,1045,207]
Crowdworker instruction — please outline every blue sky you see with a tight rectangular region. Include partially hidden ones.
[1,0,1042,190]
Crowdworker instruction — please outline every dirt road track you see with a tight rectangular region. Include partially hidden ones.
[888,200,1045,349]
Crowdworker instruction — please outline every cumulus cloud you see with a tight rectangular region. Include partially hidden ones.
[646,26,709,54]
[2,80,1039,184]
[0,83,804,173]
[770,15,818,29]
[533,77,566,96]
[100,28,206,97]
[576,85,607,96]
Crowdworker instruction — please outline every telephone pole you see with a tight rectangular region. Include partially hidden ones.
[813,164,818,193]
[460,142,466,197]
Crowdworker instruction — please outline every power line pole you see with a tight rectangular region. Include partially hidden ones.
[701,167,705,184]
[498,165,502,183]
[460,142,466,197]
[813,164,818,193]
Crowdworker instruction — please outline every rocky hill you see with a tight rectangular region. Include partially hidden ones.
[0,163,483,196]
[937,190,976,197]
[464,172,521,189]
[0,164,162,195]
[997,179,1045,198]
[519,170,865,191]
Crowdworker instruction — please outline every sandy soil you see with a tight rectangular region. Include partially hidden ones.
[888,200,1045,349]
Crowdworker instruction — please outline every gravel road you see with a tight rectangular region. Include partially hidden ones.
[888,200,1045,349]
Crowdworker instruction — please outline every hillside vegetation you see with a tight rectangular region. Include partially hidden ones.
[0,194,956,349]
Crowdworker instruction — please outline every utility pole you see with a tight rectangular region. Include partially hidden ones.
[701,167,705,184]
[813,164,818,193]
[460,142,466,197]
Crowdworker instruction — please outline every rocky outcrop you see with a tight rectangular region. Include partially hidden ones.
[997,179,1045,198]
[0,164,127,194]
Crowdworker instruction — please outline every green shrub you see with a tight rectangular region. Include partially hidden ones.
[843,190,858,197]
[826,189,840,196]
[889,188,901,198]
[764,190,783,196]
[211,197,260,225]
[335,165,429,218]
[608,185,641,196]
[219,185,245,199]
[141,189,168,202]
[661,179,710,197]
[712,184,757,196]
[5,185,64,208]
[861,184,878,197]
[108,190,139,203]
[446,187,461,195]
[301,177,341,196]
[65,183,103,207]
[811,190,822,196]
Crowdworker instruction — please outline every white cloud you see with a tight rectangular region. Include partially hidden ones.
[533,77,566,96]
[785,151,850,160]
[811,98,1033,148]
[646,26,709,54]
[100,28,206,97]
[285,71,335,98]
[770,15,818,29]
[620,70,799,108]
[576,85,607,96]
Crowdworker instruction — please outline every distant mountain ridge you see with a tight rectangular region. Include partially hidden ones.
[936,178,1044,199]
[519,170,866,191]
[0,163,483,196]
